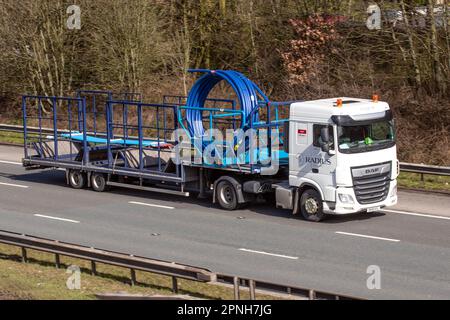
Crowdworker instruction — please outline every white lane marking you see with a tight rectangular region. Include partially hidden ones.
[0,182,29,189]
[238,248,299,260]
[335,231,400,242]
[34,214,80,224]
[129,201,175,210]
[381,209,450,221]
[0,160,22,165]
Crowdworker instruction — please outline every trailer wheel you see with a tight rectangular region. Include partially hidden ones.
[68,170,86,189]
[216,181,238,211]
[91,173,109,192]
[300,189,325,222]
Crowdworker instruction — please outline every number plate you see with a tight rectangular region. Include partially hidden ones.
[367,206,381,213]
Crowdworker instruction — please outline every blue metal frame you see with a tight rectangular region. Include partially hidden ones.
[77,90,113,139]
[22,70,293,176]
[106,100,179,177]
[22,95,88,164]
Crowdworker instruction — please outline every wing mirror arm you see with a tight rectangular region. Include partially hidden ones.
[320,127,336,156]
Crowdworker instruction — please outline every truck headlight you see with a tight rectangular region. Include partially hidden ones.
[339,194,355,204]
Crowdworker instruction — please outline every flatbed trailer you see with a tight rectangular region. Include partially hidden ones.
[22,71,290,210]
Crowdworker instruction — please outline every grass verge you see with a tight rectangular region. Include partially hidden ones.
[0,243,278,300]
[398,172,450,193]
[0,131,23,145]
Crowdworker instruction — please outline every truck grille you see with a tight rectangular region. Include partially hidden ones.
[352,162,391,205]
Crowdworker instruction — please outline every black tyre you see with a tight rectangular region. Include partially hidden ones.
[68,170,86,189]
[91,173,109,192]
[300,189,325,222]
[216,181,238,211]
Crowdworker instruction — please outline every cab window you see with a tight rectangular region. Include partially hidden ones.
[313,125,334,150]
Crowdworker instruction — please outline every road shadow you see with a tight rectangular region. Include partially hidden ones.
[244,202,386,224]
[0,169,66,187]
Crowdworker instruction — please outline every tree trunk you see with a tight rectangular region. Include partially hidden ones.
[427,0,445,95]
[400,0,422,88]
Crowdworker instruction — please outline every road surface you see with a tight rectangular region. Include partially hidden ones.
[0,145,449,299]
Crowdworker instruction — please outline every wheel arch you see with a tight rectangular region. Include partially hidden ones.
[293,181,324,215]
[213,176,246,204]
[298,180,325,200]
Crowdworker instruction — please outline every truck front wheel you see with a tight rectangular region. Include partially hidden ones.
[216,181,238,211]
[300,189,325,222]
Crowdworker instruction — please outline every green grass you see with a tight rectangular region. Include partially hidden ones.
[0,244,278,300]
[398,172,450,193]
[0,131,24,144]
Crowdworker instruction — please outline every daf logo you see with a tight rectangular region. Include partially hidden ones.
[365,168,380,174]
[352,163,391,178]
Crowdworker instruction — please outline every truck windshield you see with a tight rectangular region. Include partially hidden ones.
[337,120,395,154]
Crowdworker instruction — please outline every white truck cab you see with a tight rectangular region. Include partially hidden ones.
[282,97,399,221]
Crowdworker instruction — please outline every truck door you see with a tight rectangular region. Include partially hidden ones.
[289,122,337,202]
[289,121,310,177]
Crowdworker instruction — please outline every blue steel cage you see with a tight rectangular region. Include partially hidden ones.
[22,70,294,177]
[22,95,89,164]
[105,100,179,177]
[76,90,112,138]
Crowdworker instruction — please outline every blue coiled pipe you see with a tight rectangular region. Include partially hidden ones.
[186,70,269,138]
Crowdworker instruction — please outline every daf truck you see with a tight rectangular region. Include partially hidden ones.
[22,71,398,222]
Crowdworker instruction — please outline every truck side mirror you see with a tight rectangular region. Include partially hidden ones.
[320,127,330,144]
[320,127,335,156]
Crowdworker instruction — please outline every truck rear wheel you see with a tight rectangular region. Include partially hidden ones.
[91,173,109,192]
[68,170,86,189]
[216,181,238,211]
[300,189,325,222]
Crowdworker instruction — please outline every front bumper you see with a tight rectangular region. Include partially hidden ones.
[323,180,398,215]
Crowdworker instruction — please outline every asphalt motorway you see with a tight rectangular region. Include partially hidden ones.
[0,146,449,299]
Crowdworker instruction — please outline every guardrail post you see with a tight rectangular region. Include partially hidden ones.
[309,289,316,300]
[130,268,136,286]
[233,277,240,300]
[91,261,97,275]
[21,247,27,263]
[55,254,61,269]
[172,276,179,294]
[249,280,256,300]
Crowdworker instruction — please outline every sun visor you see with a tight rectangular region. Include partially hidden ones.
[332,110,393,126]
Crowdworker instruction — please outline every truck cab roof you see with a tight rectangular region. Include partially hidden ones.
[290,97,391,124]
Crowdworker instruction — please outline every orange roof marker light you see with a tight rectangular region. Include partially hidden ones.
[336,99,343,108]
[372,94,379,103]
